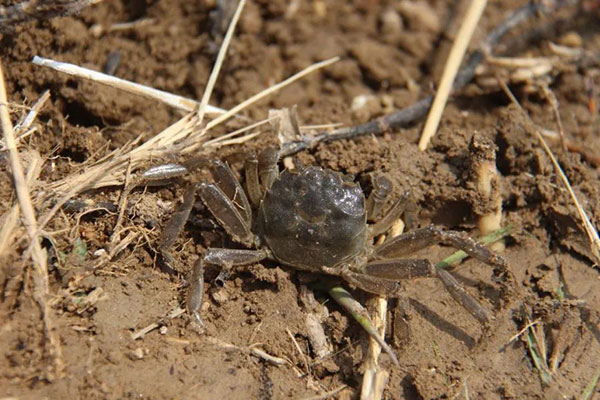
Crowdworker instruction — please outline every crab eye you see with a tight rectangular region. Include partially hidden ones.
[336,186,365,218]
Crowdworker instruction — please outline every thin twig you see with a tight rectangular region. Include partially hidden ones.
[196,0,246,124]
[463,378,471,400]
[361,220,404,400]
[580,367,600,400]
[90,18,154,36]
[202,116,274,147]
[505,319,540,346]
[526,323,553,384]
[299,385,349,400]
[280,0,580,157]
[286,328,310,375]
[31,56,226,115]
[0,150,42,256]
[0,90,50,150]
[360,296,389,400]
[131,307,185,340]
[108,159,133,256]
[201,57,339,135]
[328,286,399,366]
[15,90,50,131]
[0,58,63,376]
[211,130,261,147]
[113,160,133,225]
[419,0,487,151]
[540,84,568,152]
[249,347,288,366]
[205,337,288,366]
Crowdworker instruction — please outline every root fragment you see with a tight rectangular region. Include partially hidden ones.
[469,133,504,251]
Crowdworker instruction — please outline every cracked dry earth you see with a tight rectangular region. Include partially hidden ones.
[1,0,600,399]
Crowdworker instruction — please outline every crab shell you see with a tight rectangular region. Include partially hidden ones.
[256,166,368,270]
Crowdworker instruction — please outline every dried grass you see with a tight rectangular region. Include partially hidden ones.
[360,219,404,400]
[0,58,63,377]
[418,0,487,151]
[31,56,225,115]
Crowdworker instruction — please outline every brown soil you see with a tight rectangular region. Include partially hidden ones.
[1,1,600,399]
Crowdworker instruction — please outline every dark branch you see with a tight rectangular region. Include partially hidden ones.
[280,0,581,157]
[0,0,98,29]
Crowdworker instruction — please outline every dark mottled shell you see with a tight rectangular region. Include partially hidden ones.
[257,167,367,270]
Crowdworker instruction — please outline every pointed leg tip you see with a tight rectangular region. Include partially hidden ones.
[190,312,206,332]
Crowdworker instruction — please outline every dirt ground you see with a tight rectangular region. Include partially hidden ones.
[1,0,600,399]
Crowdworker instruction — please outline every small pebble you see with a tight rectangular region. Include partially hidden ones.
[398,0,440,33]
[313,0,326,18]
[89,24,103,38]
[211,288,229,305]
[380,8,403,37]
[127,347,145,360]
[94,249,107,258]
[558,31,583,48]
[351,94,381,122]
[283,156,295,170]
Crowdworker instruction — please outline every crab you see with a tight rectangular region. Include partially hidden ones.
[143,148,508,337]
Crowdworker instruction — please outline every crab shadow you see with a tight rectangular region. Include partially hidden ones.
[405,267,505,349]
[408,298,476,348]
[451,269,505,310]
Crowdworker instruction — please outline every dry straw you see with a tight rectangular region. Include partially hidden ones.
[32,56,226,115]
[419,0,487,151]
[0,59,63,377]
[360,219,405,400]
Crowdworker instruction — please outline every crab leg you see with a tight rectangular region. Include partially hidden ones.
[188,248,269,326]
[369,190,416,237]
[158,183,197,269]
[338,268,402,297]
[142,163,189,181]
[257,148,279,191]
[344,260,436,297]
[185,158,253,225]
[436,268,490,323]
[359,259,491,323]
[144,157,254,224]
[373,225,507,270]
[366,175,392,220]
[244,154,262,207]
[198,182,254,246]
[340,260,435,299]
[157,178,255,268]
[362,259,434,279]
